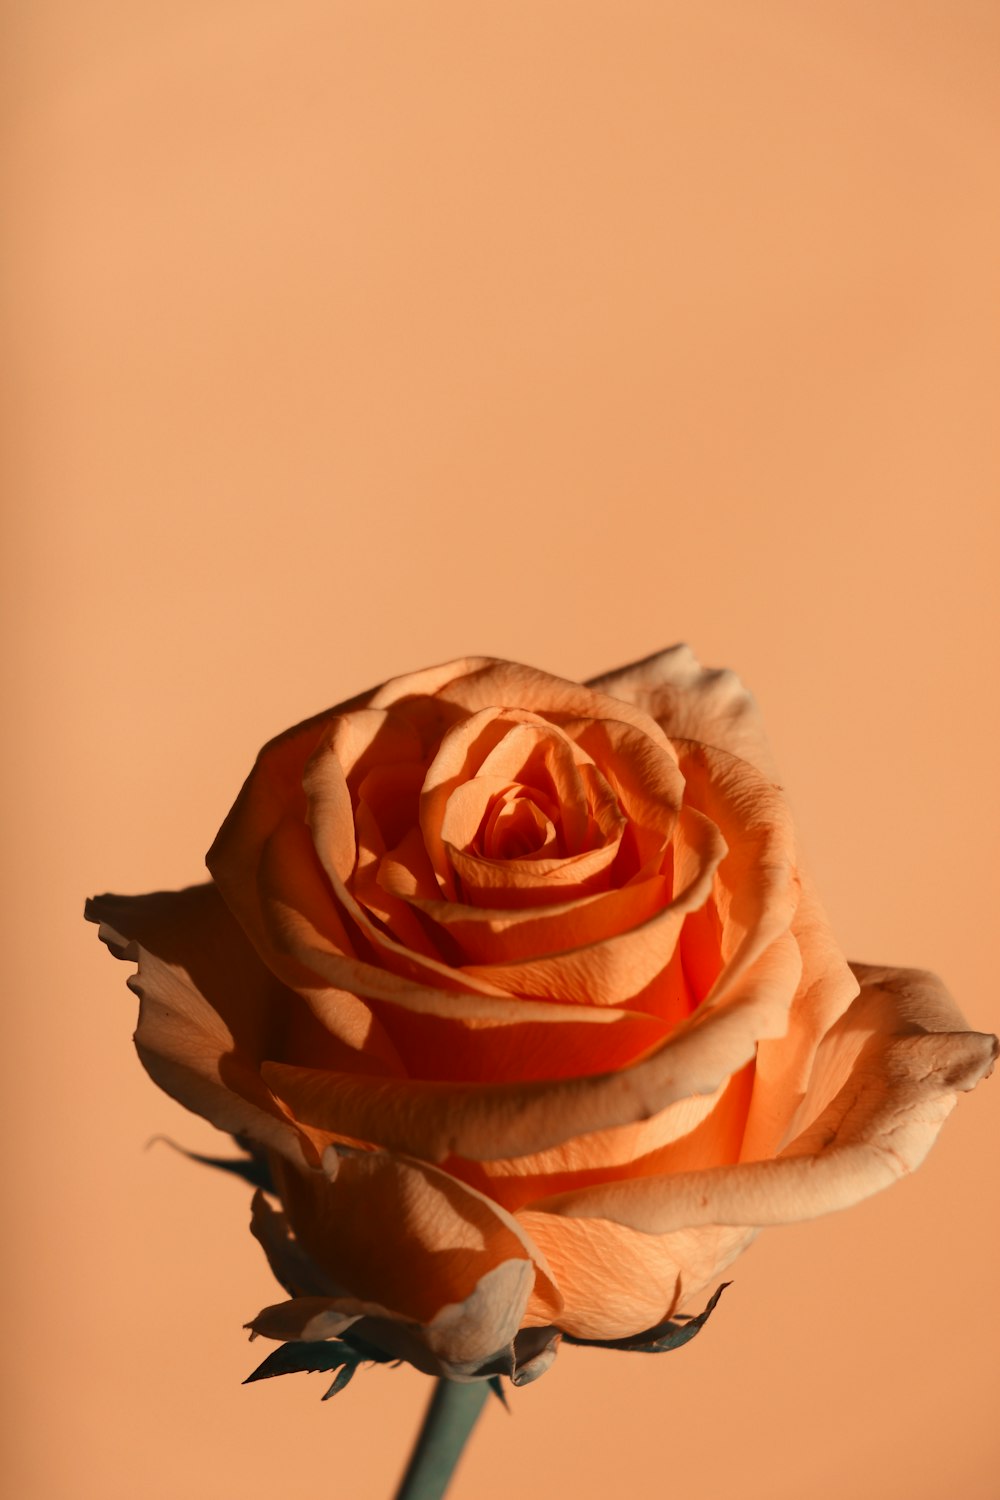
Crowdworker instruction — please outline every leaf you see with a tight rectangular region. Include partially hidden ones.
[563,1283,731,1353]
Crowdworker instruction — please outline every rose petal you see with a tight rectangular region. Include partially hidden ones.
[675,740,798,987]
[207,700,372,944]
[527,965,998,1231]
[248,1296,364,1343]
[458,804,722,1006]
[398,874,671,966]
[481,793,560,860]
[560,718,683,867]
[249,1185,339,1296]
[444,839,622,908]
[301,750,512,997]
[739,874,859,1160]
[247,1189,553,1378]
[255,811,508,1007]
[419,708,615,898]
[373,657,675,749]
[474,1060,756,1213]
[440,775,560,861]
[85,885,345,1168]
[262,1147,560,1363]
[359,1001,673,1084]
[588,644,778,780]
[516,1212,755,1340]
[470,718,594,851]
[261,930,803,1161]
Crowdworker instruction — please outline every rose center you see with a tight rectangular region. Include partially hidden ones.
[479,789,561,861]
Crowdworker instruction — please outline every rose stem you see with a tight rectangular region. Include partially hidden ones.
[393,1377,491,1500]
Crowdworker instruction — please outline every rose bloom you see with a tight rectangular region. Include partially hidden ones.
[88,649,996,1385]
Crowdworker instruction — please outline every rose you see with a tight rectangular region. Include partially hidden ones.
[87,647,997,1386]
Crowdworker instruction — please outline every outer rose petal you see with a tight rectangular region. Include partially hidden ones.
[516,1213,755,1340]
[256,1147,560,1369]
[246,1191,560,1383]
[371,657,675,751]
[527,965,998,1232]
[84,885,342,1168]
[588,644,778,780]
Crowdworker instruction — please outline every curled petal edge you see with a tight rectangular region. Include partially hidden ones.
[525,965,998,1232]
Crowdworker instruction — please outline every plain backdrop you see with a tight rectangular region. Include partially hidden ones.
[3,3,998,1497]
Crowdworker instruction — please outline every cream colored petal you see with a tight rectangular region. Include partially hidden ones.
[588,644,778,779]
[529,965,997,1232]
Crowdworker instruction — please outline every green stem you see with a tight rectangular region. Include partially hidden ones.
[393,1378,491,1500]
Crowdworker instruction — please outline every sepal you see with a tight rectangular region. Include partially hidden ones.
[149,1134,275,1192]
[563,1282,729,1352]
[243,1335,392,1400]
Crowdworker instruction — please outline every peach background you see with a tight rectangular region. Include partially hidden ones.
[4,3,998,1497]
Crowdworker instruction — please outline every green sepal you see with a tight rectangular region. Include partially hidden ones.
[487,1376,509,1410]
[563,1282,730,1353]
[244,1338,367,1397]
[150,1135,274,1192]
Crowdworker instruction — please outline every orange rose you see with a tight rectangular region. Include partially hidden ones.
[87,648,997,1386]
